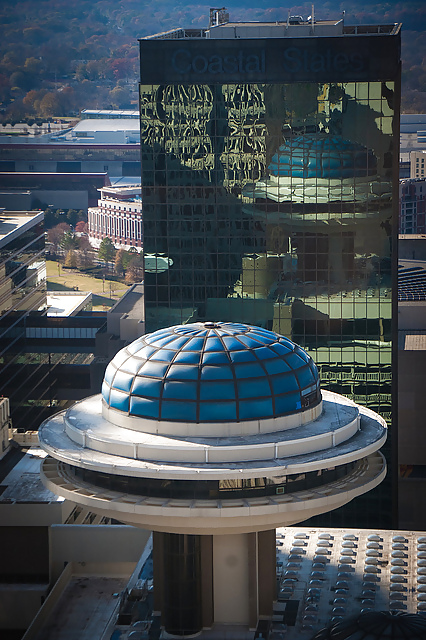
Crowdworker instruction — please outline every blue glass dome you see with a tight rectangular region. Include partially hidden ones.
[102,322,321,423]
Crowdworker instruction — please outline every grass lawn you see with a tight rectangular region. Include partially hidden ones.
[46,260,130,311]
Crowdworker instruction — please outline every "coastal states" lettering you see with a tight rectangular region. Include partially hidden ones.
[171,49,266,75]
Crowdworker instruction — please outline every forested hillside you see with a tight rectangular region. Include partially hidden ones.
[0,0,425,122]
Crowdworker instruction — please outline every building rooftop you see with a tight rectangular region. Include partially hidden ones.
[274,527,426,639]
[21,526,426,639]
[0,210,43,249]
[47,292,92,317]
[0,447,62,503]
[142,11,400,40]
[81,109,139,119]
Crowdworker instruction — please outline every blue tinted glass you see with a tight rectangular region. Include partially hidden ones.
[144,329,171,344]
[182,337,206,351]
[130,396,160,419]
[247,332,275,345]
[229,349,256,363]
[111,350,130,368]
[163,380,197,400]
[222,336,246,351]
[310,362,319,379]
[204,337,225,352]
[161,400,197,422]
[233,362,265,378]
[166,364,199,380]
[279,337,295,350]
[202,351,230,364]
[200,365,233,380]
[132,345,158,359]
[295,346,311,363]
[109,389,130,412]
[237,334,265,348]
[271,374,299,394]
[275,393,302,415]
[103,364,115,385]
[285,352,306,370]
[127,341,148,355]
[150,334,180,348]
[131,377,162,397]
[101,381,110,403]
[237,377,271,399]
[251,328,276,339]
[164,336,192,350]
[200,381,236,401]
[119,357,145,375]
[253,346,279,362]
[296,365,316,388]
[199,401,237,422]
[138,361,170,378]
[270,342,293,356]
[173,350,201,364]
[263,358,291,375]
[302,383,319,397]
[239,398,274,420]
[150,349,176,362]
[112,370,134,392]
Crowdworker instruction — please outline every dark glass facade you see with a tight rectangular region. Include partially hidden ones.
[71,461,357,500]
[139,28,400,527]
[0,215,48,429]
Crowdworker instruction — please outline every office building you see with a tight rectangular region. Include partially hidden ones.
[38,321,387,635]
[399,178,426,234]
[411,150,426,179]
[0,112,142,211]
[88,184,142,250]
[139,12,401,528]
[0,210,47,429]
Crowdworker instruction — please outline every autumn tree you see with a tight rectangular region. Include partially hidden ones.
[125,253,144,284]
[64,250,77,269]
[76,235,93,270]
[47,223,71,253]
[75,220,88,233]
[114,248,126,277]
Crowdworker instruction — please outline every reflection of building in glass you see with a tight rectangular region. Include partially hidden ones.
[88,184,142,250]
[0,211,47,428]
[399,178,426,234]
[139,14,401,527]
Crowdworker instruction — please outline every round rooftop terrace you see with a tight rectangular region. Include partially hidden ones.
[101,322,321,425]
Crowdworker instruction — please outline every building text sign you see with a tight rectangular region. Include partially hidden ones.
[140,35,400,84]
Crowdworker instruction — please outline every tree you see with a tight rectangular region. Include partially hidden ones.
[114,248,126,277]
[60,230,79,252]
[38,92,63,118]
[64,250,77,269]
[76,236,93,270]
[125,253,144,284]
[98,237,116,271]
[75,220,88,233]
[47,223,71,252]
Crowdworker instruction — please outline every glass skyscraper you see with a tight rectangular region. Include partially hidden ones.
[139,15,401,528]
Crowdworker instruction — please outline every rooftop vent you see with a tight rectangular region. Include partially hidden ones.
[209,7,229,27]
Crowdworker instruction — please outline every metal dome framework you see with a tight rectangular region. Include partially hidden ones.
[101,322,321,424]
